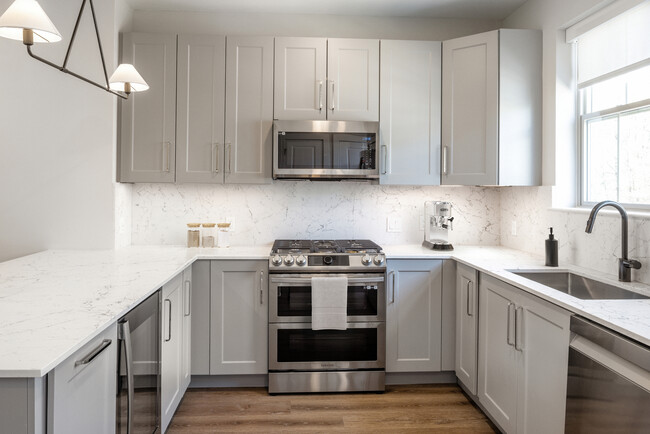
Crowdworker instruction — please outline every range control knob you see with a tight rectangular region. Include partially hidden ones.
[271,255,283,266]
[373,254,385,265]
[361,254,372,266]
[296,255,307,266]
[323,256,334,265]
[284,255,295,266]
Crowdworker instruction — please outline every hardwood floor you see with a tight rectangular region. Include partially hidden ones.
[167,384,497,433]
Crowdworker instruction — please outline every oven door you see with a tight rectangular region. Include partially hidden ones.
[269,273,386,323]
[269,322,386,371]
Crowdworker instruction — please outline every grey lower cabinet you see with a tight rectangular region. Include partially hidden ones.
[441,29,542,186]
[119,33,273,184]
[47,323,117,434]
[161,273,183,432]
[210,260,268,374]
[386,259,453,372]
[455,263,478,395]
[190,260,268,376]
[379,40,441,185]
[478,274,570,434]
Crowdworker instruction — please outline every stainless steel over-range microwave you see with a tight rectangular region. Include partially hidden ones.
[273,120,379,180]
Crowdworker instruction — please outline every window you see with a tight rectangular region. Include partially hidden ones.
[576,1,650,208]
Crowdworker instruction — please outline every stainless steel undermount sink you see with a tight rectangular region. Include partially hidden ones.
[509,271,649,300]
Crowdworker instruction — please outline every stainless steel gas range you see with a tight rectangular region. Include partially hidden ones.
[268,239,386,394]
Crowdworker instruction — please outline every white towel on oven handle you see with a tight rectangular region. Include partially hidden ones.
[311,275,348,330]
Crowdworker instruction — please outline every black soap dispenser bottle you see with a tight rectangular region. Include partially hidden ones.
[545,227,558,267]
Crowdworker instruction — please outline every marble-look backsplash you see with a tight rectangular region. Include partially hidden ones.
[500,186,650,285]
[131,183,501,248]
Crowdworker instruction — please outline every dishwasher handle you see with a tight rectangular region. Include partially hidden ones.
[571,316,650,371]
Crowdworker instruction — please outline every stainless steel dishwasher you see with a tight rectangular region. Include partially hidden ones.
[565,316,650,433]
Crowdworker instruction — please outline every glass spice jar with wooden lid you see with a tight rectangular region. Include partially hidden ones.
[202,223,216,248]
[187,223,201,247]
[217,222,231,248]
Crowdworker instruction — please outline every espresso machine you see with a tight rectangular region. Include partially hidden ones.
[422,201,454,250]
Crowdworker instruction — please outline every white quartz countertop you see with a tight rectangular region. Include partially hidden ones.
[1,244,649,377]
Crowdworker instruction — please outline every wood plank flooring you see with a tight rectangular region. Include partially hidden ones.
[167,384,497,433]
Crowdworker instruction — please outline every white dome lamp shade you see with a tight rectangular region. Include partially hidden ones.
[109,64,149,95]
[0,0,61,44]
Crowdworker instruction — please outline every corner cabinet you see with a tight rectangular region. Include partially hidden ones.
[455,263,478,395]
[478,274,570,434]
[118,33,177,183]
[274,37,379,121]
[386,259,443,372]
[379,40,441,185]
[118,33,273,184]
[441,29,542,186]
[210,260,268,375]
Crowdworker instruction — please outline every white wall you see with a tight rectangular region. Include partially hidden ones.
[0,0,120,262]
[132,10,500,40]
[126,10,504,249]
[502,0,650,285]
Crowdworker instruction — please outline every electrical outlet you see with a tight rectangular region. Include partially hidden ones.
[511,220,517,236]
[386,216,402,233]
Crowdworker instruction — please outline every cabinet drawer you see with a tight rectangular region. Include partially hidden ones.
[48,323,117,434]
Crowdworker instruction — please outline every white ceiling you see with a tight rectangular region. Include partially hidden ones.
[125,0,529,20]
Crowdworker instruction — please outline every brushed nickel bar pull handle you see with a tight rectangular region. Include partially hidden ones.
[260,271,264,305]
[119,321,134,434]
[164,142,171,172]
[466,280,472,317]
[507,303,515,346]
[442,145,448,176]
[226,142,232,173]
[184,280,191,317]
[389,271,396,304]
[75,339,112,366]
[515,307,524,351]
[213,143,220,173]
[164,299,172,342]
[318,80,323,111]
[329,80,335,111]
[381,144,388,175]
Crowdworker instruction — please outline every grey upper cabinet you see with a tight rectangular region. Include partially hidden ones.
[118,33,177,183]
[379,40,441,185]
[176,35,226,184]
[274,37,327,120]
[441,29,542,186]
[225,36,274,184]
[274,37,379,122]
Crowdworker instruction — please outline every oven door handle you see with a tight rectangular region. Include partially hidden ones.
[270,276,385,285]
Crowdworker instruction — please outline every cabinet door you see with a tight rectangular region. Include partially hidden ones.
[441,31,498,186]
[48,323,117,434]
[176,35,226,184]
[225,36,273,184]
[119,33,176,183]
[455,263,479,395]
[386,259,442,372]
[181,267,193,392]
[210,260,268,375]
[274,37,327,120]
[327,38,379,121]
[478,274,518,434]
[191,260,211,375]
[516,293,570,434]
[162,274,183,433]
[380,40,441,185]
